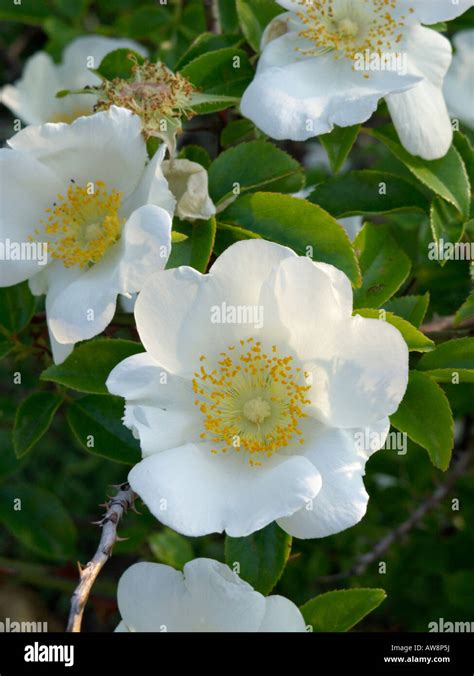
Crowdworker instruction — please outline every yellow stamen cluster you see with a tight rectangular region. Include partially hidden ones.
[94,57,196,140]
[192,337,312,466]
[296,0,412,60]
[35,180,123,268]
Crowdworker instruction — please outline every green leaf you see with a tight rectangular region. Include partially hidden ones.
[166,234,193,269]
[146,136,163,159]
[235,0,283,52]
[148,528,194,570]
[115,6,171,39]
[390,371,454,471]
[180,0,206,38]
[208,141,305,205]
[384,294,430,328]
[179,47,254,97]
[301,588,386,632]
[218,0,239,33]
[0,483,77,561]
[41,338,143,394]
[453,131,474,216]
[188,92,240,115]
[449,7,474,32]
[354,309,434,352]
[220,119,256,147]
[0,282,36,335]
[371,126,471,218]
[0,337,13,359]
[189,217,217,273]
[214,221,260,255]
[429,22,448,32]
[95,47,145,80]
[176,32,242,70]
[0,0,51,23]
[0,430,28,484]
[52,0,89,20]
[454,290,474,326]
[67,395,141,465]
[220,192,361,286]
[353,223,411,308]
[225,523,292,595]
[429,197,466,267]
[416,337,474,383]
[167,219,216,272]
[13,392,62,458]
[178,144,212,169]
[445,570,474,613]
[310,170,429,217]
[319,125,360,174]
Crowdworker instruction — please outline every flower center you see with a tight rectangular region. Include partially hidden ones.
[337,18,359,39]
[296,0,410,60]
[192,337,312,466]
[243,397,272,425]
[36,180,123,268]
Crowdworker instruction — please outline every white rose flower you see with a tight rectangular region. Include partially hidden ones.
[241,0,474,160]
[107,239,409,539]
[444,30,474,129]
[1,36,148,126]
[162,159,216,221]
[115,558,306,632]
[0,106,175,363]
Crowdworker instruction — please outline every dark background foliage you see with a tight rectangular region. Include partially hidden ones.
[0,0,473,632]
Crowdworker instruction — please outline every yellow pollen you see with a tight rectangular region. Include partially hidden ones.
[36,181,123,268]
[295,0,408,62]
[192,340,312,463]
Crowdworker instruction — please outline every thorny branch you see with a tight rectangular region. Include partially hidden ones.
[66,482,137,632]
[318,444,473,584]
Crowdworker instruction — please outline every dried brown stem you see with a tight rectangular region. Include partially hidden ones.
[66,482,136,632]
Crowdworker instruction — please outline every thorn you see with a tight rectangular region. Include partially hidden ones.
[110,481,130,492]
[288,553,302,562]
[115,536,129,543]
[129,502,142,515]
